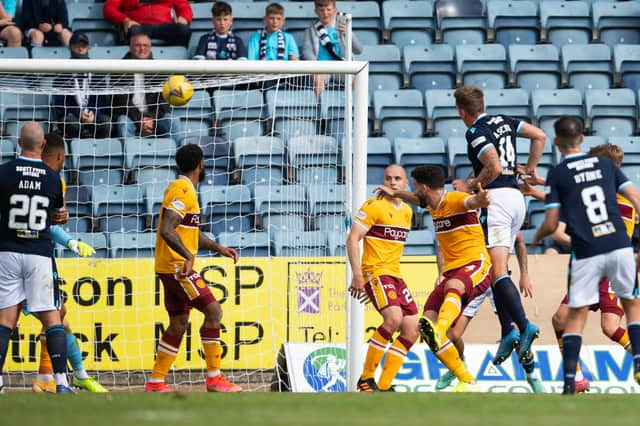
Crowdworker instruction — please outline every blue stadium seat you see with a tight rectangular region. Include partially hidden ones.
[70,138,123,170]
[404,229,436,255]
[281,2,317,48]
[336,1,382,45]
[484,89,530,122]
[519,228,545,254]
[516,137,554,170]
[179,117,211,140]
[92,184,143,218]
[68,3,119,46]
[327,231,346,256]
[30,47,67,59]
[382,0,435,47]
[171,90,212,120]
[394,137,448,177]
[181,136,233,185]
[234,136,285,186]
[254,184,308,232]
[133,167,177,186]
[319,90,346,136]
[456,44,508,89]
[355,45,403,100]
[307,184,346,216]
[59,233,108,258]
[266,89,317,120]
[374,89,425,139]
[213,89,264,123]
[508,44,561,91]
[585,88,637,138]
[273,230,327,256]
[367,137,393,184]
[622,164,640,186]
[200,184,253,217]
[124,138,176,169]
[608,136,640,165]
[65,185,92,217]
[487,0,539,46]
[614,44,640,95]
[90,46,129,60]
[217,231,272,257]
[110,232,156,258]
[0,47,28,58]
[97,214,146,233]
[403,45,456,93]
[561,44,613,92]
[316,215,348,233]
[540,0,591,48]
[532,89,584,140]
[60,216,92,234]
[0,139,15,164]
[223,120,263,142]
[447,137,474,179]
[0,93,51,122]
[435,0,486,46]
[592,1,640,48]
[425,89,467,140]
[289,135,340,184]
[144,182,166,229]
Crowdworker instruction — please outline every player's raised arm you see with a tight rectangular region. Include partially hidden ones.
[198,230,239,263]
[159,208,194,276]
[463,183,491,210]
[519,122,547,174]
[374,185,422,206]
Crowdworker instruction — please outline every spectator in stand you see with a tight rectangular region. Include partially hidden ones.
[0,1,22,47]
[22,0,72,47]
[52,32,112,140]
[111,32,182,140]
[103,0,192,47]
[302,0,363,97]
[193,1,246,61]
[247,2,299,61]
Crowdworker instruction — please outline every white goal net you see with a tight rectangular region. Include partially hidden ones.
[0,59,369,392]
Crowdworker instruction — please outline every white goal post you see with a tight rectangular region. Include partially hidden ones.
[0,57,368,392]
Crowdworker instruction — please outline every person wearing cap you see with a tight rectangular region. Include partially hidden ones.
[21,0,72,47]
[51,32,112,139]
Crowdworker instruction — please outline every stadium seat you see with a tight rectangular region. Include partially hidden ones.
[171,90,212,120]
[0,139,15,164]
[254,184,308,232]
[447,137,474,179]
[585,88,637,138]
[487,0,539,46]
[60,216,92,234]
[435,0,486,46]
[144,182,167,229]
[200,184,253,229]
[0,47,28,58]
[316,215,348,233]
[516,137,554,170]
[355,45,403,100]
[508,44,561,91]
[179,117,211,140]
[307,184,346,216]
[222,120,264,142]
[272,230,327,257]
[367,137,393,184]
[394,137,448,178]
[403,45,456,93]
[109,232,155,258]
[181,136,233,185]
[425,89,467,140]
[124,138,176,169]
[456,44,508,89]
[382,1,435,47]
[289,135,340,184]
[92,184,143,218]
[608,136,640,165]
[592,1,640,48]
[0,93,51,123]
[70,138,124,186]
[373,89,425,139]
[404,229,436,255]
[319,90,346,136]
[327,231,346,256]
[98,213,146,233]
[58,232,108,258]
[90,46,129,60]
[519,228,545,254]
[622,164,640,186]
[213,89,264,123]
[336,1,383,45]
[484,89,531,122]
[266,89,317,120]
[531,89,584,140]
[540,0,591,48]
[234,136,285,186]
[68,3,119,46]
[280,2,317,47]
[65,185,92,217]
[613,44,640,95]
[561,44,613,92]
[217,231,272,257]
[132,167,177,186]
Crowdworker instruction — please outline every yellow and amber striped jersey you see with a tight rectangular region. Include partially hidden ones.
[616,193,636,239]
[61,176,66,197]
[354,197,412,277]
[430,191,490,273]
[155,176,201,273]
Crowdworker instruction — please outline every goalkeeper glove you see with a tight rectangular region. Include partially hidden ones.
[68,240,96,257]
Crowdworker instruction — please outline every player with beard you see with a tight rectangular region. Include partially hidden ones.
[146,144,242,393]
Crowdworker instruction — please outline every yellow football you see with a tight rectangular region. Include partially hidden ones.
[162,75,194,107]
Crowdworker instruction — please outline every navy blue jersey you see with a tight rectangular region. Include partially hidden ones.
[0,157,63,257]
[545,153,631,259]
[466,114,524,189]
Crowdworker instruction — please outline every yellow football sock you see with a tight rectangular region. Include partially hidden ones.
[378,337,411,390]
[436,339,475,383]
[150,334,180,382]
[436,291,462,338]
[38,335,53,375]
[361,327,391,379]
[614,328,632,353]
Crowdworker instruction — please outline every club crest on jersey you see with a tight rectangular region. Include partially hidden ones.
[388,291,397,300]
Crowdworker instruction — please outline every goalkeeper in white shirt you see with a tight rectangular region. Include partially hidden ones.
[27,133,108,393]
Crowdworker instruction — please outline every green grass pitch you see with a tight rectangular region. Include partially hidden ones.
[1,392,638,426]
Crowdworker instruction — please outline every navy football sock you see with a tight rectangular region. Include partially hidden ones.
[493,275,528,332]
[562,334,582,394]
[628,322,640,370]
[493,286,515,337]
[0,325,11,373]
[45,325,68,375]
